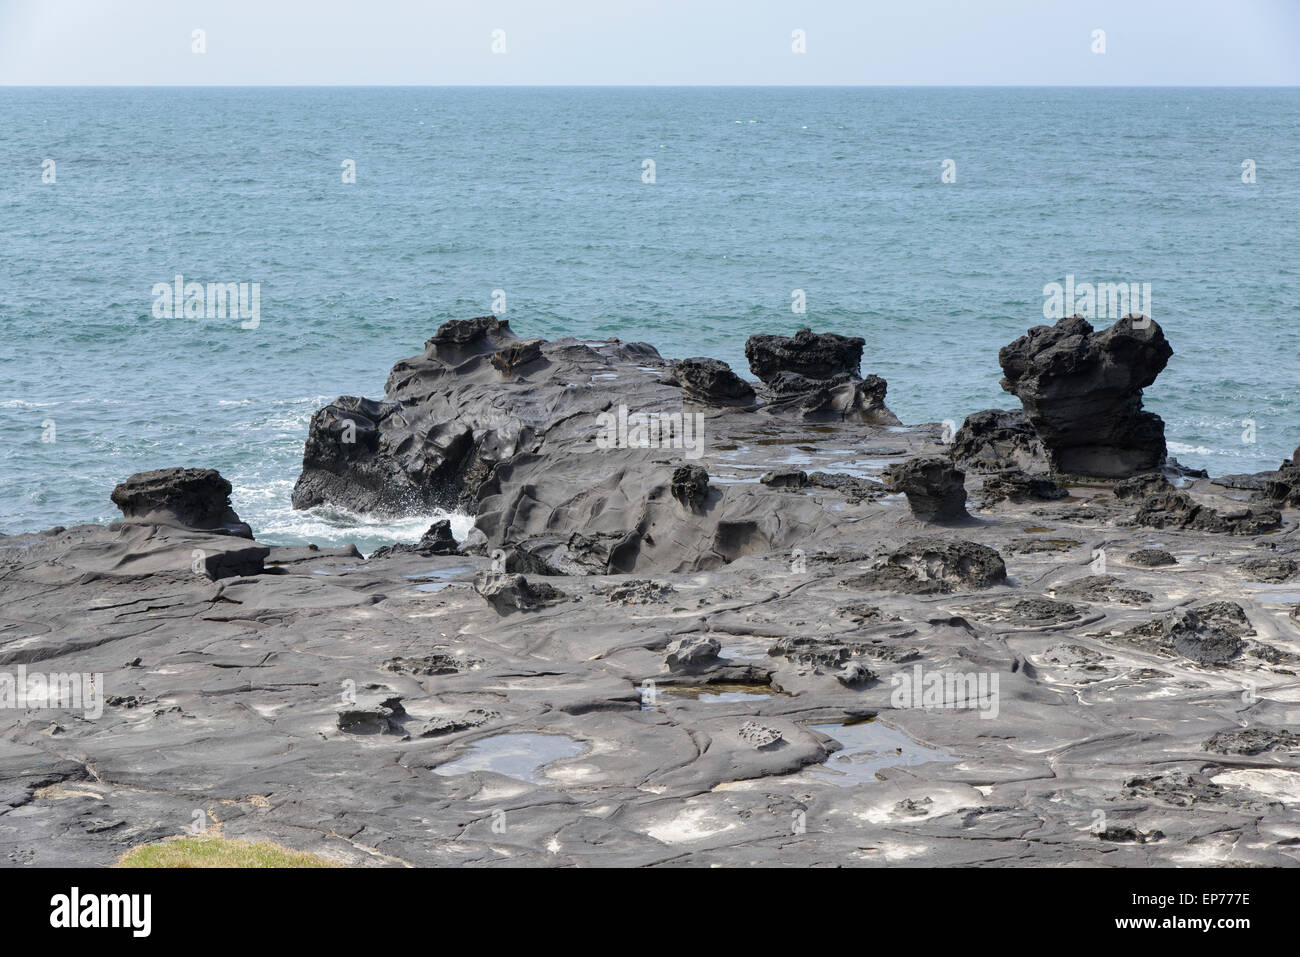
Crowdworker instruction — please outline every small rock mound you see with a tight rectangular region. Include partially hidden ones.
[1165,602,1253,664]
[1133,489,1281,535]
[1203,728,1300,755]
[1126,548,1176,567]
[977,469,1068,506]
[674,357,756,407]
[473,573,566,613]
[846,539,1007,594]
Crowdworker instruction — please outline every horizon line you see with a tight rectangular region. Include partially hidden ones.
[4,83,1299,89]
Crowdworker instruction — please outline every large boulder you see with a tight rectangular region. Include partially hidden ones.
[883,457,968,522]
[998,314,1172,477]
[110,468,252,537]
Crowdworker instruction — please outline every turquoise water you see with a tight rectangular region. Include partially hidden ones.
[2,87,1297,550]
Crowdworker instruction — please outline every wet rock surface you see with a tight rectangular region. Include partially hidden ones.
[4,319,1300,868]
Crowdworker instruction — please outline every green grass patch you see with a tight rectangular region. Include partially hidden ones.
[117,836,336,868]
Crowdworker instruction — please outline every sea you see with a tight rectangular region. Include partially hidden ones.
[2,86,1297,552]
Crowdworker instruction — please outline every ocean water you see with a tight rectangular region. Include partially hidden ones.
[2,87,1298,552]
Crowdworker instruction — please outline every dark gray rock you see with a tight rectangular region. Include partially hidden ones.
[1126,548,1177,567]
[474,573,566,613]
[671,465,710,510]
[110,468,252,538]
[846,538,1007,594]
[998,314,1173,477]
[664,636,721,672]
[1203,728,1300,755]
[1165,603,1252,664]
[949,408,1047,473]
[1133,490,1281,535]
[883,456,969,522]
[977,469,1067,506]
[675,357,755,407]
[744,327,864,384]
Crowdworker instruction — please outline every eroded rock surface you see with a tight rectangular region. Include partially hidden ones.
[4,319,1299,869]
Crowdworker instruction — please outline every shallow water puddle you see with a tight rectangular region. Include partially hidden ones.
[404,564,476,581]
[661,681,778,704]
[431,733,587,784]
[808,719,956,786]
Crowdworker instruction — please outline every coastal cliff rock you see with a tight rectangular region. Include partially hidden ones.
[998,314,1172,478]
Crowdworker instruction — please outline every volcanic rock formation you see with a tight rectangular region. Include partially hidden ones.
[997,314,1172,478]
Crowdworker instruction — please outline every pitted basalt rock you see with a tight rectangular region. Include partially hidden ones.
[110,468,252,538]
[1203,728,1300,755]
[1126,548,1177,567]
[671,465,710,510]
[949,408,1048,473]
[1164,602,1253,664]
[1133,489,1281,535]
[674,357,756,407]
[977,469,1067,506]
[845,539,1007,594]
[1240,556,1299,582]
[998,314,1173,477]
[474,573,566,613]
[1053,575,1152,606]
[737,722,783,750]
[883,457,969,522]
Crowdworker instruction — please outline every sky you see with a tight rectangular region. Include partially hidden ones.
[1,0,1298,86]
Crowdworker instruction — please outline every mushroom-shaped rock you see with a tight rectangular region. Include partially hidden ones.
[998,314,1172,478]
[110,468,253,538]
[744,327,864,384]
[883,456,969,522]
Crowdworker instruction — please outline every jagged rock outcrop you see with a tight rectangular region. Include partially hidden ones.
[473,572,566,613]
[110,468,252,538]
[743,328,898,425]
[1132,489,1281,535]
[674,357,755,407]
[883,457,968,522]
[998,314,1173,477]
[368,518,460,560]
[671,465,710,510]
[949,409,1047,472]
